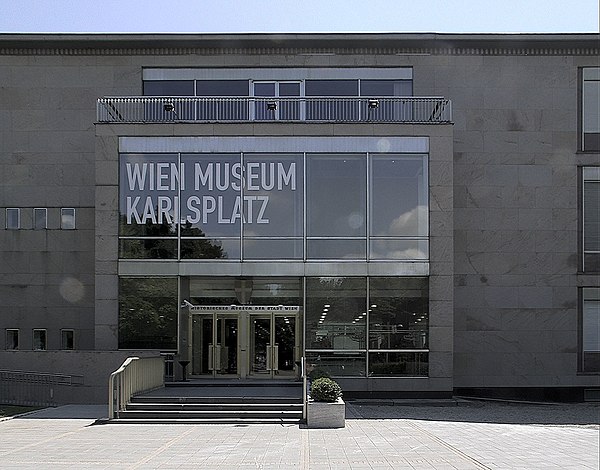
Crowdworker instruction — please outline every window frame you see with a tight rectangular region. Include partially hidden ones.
[60,329,74,350]
[34,208,47,230]
[5,208,20,229]
[582,167,600,272]
[580,288,600,374]
[580,67,600,152]
[61,208,76,230]
[32,329,47,351]
[5,329,19,350]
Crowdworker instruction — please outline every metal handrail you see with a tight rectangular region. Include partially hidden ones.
[96,96,452,124]
[108,356,165,419]
[301,356,307,421]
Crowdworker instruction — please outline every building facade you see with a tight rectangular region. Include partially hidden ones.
[0,33,598,402]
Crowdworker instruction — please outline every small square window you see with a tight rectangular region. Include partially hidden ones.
[33,329,47,350]
[6,208,20,229]
[6,329,19,350]
[61,329,74,350]
[34,208,47,230]
[61,208,76,230]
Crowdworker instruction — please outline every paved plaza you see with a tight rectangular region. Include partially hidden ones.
[0,401,597,469]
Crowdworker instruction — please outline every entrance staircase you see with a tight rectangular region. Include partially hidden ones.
[110,380,304,424]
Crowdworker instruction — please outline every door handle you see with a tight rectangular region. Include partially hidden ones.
[273,344,279,371]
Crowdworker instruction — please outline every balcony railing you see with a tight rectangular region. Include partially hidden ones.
[97,96,452,124]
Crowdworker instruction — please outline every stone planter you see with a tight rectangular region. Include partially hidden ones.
[306,398,345,428]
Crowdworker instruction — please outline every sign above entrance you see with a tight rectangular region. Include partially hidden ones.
[182,300,299,313]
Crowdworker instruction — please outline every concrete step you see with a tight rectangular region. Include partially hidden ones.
[109,417,302,425]
[131,396,302,405]
[126,402,303,412]
[118,409,303,420]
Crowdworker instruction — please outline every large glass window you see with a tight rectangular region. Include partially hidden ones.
[307,154,366,259]
[119,153,178,259]
[370,155,428,260]
[582,68,600,152]
[583,167,600,272]
[118,277,178,350]
[305,276,429,377]
[582,288,600,373]
[118,151,428,261]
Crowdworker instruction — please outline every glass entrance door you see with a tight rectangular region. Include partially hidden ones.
[191,313,238,377]
[249,313,297,378]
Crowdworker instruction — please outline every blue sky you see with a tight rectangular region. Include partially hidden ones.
[0,0,598,33]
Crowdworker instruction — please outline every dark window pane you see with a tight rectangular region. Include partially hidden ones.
[306,277,366,350]
[306,351,366,377]
[143,80,194,96]
[279,82,300,96]
[196,80,249,96]
[305,80,358,96]
[253,82,275,96]
[360,80,412,96]
[584,133,600,152]
[369,352,428,377]
[180,238,239,260]
[119,239,177,259]
[119,277,178,350]
[369,277,429,350]
[584,182,600,251]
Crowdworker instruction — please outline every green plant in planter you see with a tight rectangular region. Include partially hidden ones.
[308,368,330,381]
[310,377,343,402]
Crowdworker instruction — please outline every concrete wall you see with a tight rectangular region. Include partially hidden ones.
[0,350,161,404]
[1,37,598,397]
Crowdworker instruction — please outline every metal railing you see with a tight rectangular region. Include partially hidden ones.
[108,356,164,419]
[0,369,84,407]
[301,356,307,421]
[97,96,452,124]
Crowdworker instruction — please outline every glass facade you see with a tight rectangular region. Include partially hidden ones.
[118,277,178,350]
[305,277,429,377]
[119,152,428,261]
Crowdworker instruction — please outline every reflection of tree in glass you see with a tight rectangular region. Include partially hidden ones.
[118,278,177,349]
[119,215,227,259]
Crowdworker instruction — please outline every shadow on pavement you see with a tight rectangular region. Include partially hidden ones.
[14,405,108,420]
[345,400,600,426]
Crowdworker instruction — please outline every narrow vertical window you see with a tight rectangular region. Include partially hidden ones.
[583,167,600,271]
[582,67,600,151]
[33,329,47,350]
[61,208,76,230]
[61,329,74,350]
[6,329,19,350]
[34,208,47,230]
[582,288,600,373]
[6,208,20,229]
